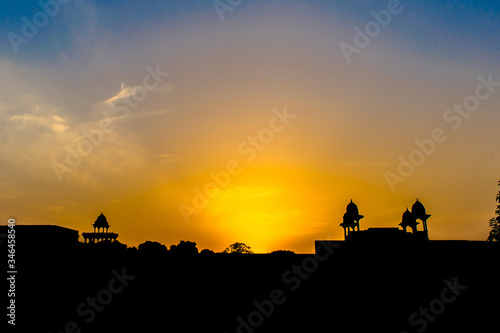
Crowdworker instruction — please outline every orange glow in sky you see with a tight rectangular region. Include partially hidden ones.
[1,1,499,253]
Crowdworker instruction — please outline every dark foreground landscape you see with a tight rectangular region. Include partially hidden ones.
[4,225,500,333]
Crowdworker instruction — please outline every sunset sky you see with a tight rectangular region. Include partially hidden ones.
[1,0,499,253]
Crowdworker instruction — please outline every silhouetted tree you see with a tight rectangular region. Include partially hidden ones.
[487,181,500,242]
[223,242,253,254]
[170,240,198,255]
[200,249,215,255]
[138,241,168,255]
[270,250,295,255]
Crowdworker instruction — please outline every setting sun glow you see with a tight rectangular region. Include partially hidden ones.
[1,0,499,253]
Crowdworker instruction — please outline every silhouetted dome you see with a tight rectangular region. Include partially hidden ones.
[96,213,107,223]
[94,213,109,229]
[402,208,413,221]
[400,207,419,229]
[411,199,426,216]
[401,208,415,222]
[346,200,359,215]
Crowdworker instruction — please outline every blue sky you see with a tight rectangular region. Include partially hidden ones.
[1,0,499,65]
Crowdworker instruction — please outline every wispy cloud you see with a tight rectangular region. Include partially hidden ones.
[8,112,68,133]
[103,83,140,104]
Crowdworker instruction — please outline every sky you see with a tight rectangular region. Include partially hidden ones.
[1,0,499,253]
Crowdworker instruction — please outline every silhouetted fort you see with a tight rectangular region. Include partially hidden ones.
[3,201,499,333]
[315,199,432,253]
[82,213,118,243]
[2,201,432,250]
[343,198,430,240]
